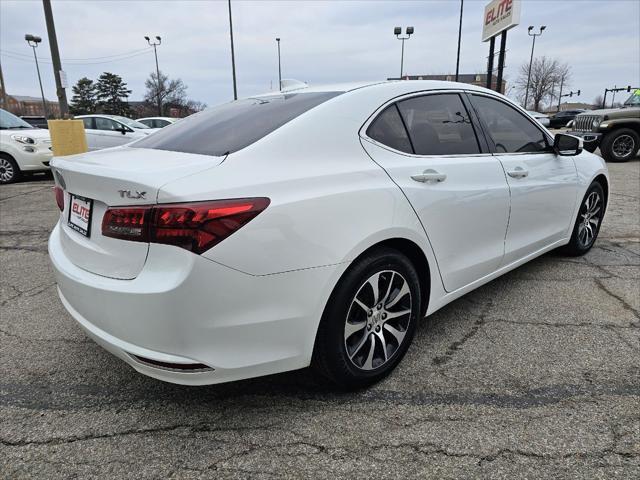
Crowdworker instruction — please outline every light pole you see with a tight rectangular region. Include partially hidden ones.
[455,0,464,82]
[228,0,238,100]
[144,35,162,116]
[276,38,282,91]
[25,34,48,118]
[524,25,545,110]
[394,26,414,79]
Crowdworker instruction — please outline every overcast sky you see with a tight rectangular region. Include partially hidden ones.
[1,0,639,110]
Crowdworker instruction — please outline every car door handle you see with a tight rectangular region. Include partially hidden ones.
[411,169,447,183]
[507,167,529,179]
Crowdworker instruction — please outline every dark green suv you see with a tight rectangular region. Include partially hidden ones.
[571,90,640,162]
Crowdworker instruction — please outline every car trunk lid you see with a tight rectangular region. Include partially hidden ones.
[51,146,224,279]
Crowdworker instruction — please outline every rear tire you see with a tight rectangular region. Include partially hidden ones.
[312,247,421,389]
[562,181,605,256]
[0,154,21,185]
[600,128,639,162]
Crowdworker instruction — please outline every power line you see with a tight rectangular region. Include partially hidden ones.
[0,47,152,63]
[0,48,153,65]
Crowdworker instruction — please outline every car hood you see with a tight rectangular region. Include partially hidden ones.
[0,127,51,140]
[578,107,640,118]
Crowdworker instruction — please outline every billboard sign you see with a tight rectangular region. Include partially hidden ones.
[482,0,521,42]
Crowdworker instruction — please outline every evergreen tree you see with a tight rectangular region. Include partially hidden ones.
[96,72,132,115]
[69,77,97,115]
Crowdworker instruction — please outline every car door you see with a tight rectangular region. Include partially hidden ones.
[468,93,578,265]
[93,117,132,149]
[361,91,511,292]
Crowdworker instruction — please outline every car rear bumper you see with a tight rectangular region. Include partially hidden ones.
[49,222,341,385]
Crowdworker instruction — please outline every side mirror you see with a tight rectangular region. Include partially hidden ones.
[553,133,582,156]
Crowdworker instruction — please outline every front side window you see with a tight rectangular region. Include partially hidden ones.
[397,94,480,155]
[471,95,549,153]
[134,92,341,156]
[366,105,413,153]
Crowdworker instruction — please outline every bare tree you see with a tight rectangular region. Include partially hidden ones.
[592,95,604,109]
[516,56,570,111]
[144,70,187,115]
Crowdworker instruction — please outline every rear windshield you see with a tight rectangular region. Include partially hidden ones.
[133,91,342,156]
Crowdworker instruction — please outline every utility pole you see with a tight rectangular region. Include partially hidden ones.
[455,0,464,82]
[228,0,238,100]
[524,25,545,110]
[556,76,564,112]
[43,0,68,117]
[276,38,282,91]
[144,36,162,115]
[0,62,8,110]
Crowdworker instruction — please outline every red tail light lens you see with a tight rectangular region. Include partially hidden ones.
[102,198,269,254]
[102,207,152,241]
[53,186,64,211]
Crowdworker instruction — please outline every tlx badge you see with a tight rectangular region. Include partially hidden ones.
[118,190,147,200]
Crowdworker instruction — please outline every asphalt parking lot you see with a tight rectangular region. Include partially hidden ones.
[1,157,639,479]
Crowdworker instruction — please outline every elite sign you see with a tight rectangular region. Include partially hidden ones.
[482,0,521,42]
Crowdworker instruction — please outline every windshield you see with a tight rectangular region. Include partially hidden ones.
[0,109,34,129]
[623,90,640,107]
[133,91,342,156]
[111,115,150,129]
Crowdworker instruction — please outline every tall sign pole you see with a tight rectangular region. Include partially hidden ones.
[228,0,238,100]
[455,0,464,82]
[482,0,521,95]
[42,0,68,117]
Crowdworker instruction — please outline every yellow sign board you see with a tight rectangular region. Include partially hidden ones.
[47,120,88,157]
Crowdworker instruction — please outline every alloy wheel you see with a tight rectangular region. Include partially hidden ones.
[0,157,14,183]
[612,134,635,158]
[344,270,412,371]
[578,191,602,248]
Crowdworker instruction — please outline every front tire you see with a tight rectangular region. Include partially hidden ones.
[312,247,421,389]
[0,154,21,185]
[600,128,639,162]
[562,181,605,256]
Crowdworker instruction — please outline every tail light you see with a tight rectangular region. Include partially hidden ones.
[102,198,269,254]
[53,186,64,211]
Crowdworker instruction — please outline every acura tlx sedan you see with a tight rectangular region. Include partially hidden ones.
[49,80,609,388]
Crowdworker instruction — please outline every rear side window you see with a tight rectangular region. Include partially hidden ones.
[397,94,480,155]
[366,105,413,153]
[81,117,94,130]
[471,95,549,153]
[133,92,341,156]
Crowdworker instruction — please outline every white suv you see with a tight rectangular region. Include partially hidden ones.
[0,109,52,184]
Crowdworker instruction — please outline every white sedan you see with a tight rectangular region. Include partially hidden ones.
[75,114,157,151]
[49,81,608,388]
[0,109,52,184]
[136,116,177,128]
[527,110,551,127]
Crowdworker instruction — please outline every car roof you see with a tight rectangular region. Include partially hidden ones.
[137,117,174,121]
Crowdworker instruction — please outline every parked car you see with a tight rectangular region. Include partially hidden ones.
[0,109,52,184]
[571,90,640,161]
[526,110,551,127]
[75,114,157,151]
[137,116,177,128]
[549,109,585,129]
[20,115,49,129]
[49,81,608,388]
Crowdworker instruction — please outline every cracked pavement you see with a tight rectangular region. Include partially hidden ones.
[1,158,639,479]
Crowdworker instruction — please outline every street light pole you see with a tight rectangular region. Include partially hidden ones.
[25,34,48,118]
[276,38,282,91]
[394,26,414,79]
[455,0,464,82]
[228,0,238,100]
[144,35,162,116]
[524,25,545,110]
